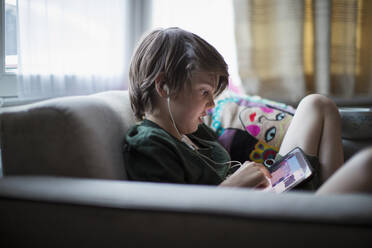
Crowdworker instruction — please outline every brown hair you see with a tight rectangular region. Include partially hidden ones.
[129,27,229,120]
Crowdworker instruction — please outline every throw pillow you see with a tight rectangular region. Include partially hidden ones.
[204,90,296,164]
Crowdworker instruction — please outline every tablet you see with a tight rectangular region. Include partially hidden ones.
[263,147,313,193]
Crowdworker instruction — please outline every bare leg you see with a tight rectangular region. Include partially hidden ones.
[316,147,372,194]
[279,94,344,182]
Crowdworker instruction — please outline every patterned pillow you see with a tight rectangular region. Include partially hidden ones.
[204,90,296,164]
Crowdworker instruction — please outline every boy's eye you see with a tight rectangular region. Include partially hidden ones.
[201,90,209,96]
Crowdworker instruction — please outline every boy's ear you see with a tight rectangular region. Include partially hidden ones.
[154,73,168,98]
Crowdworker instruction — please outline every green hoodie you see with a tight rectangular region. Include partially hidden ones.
[123,119,231,185]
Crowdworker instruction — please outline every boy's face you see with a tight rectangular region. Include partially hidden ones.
[170,71,218,134]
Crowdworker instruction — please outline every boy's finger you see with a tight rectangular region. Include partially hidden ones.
[257,164,272,178]
[256,177,270,188]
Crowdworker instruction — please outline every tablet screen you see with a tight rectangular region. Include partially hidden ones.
[264,149,312,193]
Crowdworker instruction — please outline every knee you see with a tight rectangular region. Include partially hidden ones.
[300,94,337,110]
[359,147,372,163]
[353,147,372,173]
[298,94,340,119]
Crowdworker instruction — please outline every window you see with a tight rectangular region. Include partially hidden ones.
[0,0,18,99]
[5,0,17,73]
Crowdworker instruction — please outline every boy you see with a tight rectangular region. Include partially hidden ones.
[124,27,372,194]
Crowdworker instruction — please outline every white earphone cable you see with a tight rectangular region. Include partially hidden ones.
[166,96,243,177]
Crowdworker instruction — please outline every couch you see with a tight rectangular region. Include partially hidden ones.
[0,90,372,247]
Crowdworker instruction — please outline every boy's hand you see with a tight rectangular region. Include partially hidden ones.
[219,161,272,188]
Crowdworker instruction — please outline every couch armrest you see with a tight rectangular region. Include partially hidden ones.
[0,90,135,179]
[0,176,371,247]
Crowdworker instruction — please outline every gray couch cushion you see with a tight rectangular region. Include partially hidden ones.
[0,90,135,179]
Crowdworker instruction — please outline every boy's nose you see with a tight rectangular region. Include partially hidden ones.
[207,97,215,110]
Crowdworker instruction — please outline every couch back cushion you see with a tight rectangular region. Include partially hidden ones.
[0,90,135,180]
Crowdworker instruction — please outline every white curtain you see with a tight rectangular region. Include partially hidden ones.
[17,0,130,99]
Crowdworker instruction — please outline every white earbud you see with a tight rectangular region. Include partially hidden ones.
[163,84,169,95]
